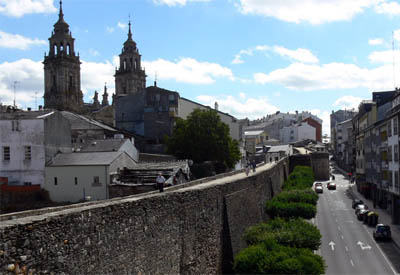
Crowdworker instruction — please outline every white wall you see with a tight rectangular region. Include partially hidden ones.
[0,119,46,186]
[297,123,316,141]
[45,165,108,203]
[178,98,240,141]
[120,139,139,162]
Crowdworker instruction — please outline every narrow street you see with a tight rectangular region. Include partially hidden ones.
[316,164,400,275]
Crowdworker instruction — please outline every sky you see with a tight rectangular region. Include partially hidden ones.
[2,0,400,135]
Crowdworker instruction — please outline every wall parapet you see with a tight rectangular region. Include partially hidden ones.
[0,159,288,274]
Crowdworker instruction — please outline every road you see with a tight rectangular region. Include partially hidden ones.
[315,164,400,275]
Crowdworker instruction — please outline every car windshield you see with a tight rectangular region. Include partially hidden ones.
[378,226,390,232]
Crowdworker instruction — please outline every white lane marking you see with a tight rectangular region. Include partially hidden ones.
[345,246,349,252]
[357,241,371,250]
[336,219,338,223]
[329,241,335,251]
[338,226,341,231]
[350,259,354,267]
[341,235,344,240]
[361,224,397,275]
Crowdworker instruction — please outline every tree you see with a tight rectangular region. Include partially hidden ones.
[166,109,241,169]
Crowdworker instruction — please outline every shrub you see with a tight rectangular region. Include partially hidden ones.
[265,200,316,219]
[243,218,321,250]
[271,189,318,206]
[233,239,325,274]
[283,166,314,190]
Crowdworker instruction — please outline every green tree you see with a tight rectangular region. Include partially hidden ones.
[166,109,241,169]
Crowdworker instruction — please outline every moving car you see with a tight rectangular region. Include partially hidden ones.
[327,182,336,190]
[355,204,368,216]
[352,199,364,209]
[357,209,369,221]
[314,182,323,194]
[373,224,391,241]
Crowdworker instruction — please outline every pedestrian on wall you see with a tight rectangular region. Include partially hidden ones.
[252,160,256,172]
[245,162,250,176]
[156,172,166,193]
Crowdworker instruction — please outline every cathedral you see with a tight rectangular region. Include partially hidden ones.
[43,1,147,125]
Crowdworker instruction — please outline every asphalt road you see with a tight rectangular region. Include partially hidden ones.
[315,165,400,275]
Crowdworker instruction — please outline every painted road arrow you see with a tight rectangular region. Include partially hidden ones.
[357,241,371,250]
[329,241,335,251]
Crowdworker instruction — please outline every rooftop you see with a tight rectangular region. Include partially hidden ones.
[48,151,125,166]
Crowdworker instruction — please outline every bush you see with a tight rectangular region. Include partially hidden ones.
[271,189,318,206]
[233,239,325,274]
[283,166,314,190]
[243,218,322,250]
[265,200,316,219]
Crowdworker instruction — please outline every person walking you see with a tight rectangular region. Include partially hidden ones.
[245,162,250,176]
[156,172,166,193]
[252,160,256,172]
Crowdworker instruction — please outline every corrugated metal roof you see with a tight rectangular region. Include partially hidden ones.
[48,151,124,166]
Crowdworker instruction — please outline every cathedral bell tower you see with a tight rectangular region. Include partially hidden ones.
[43,0,83,111]
[114,21,146,96]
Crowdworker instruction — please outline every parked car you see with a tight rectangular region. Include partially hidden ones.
[357,209,369,221]
[327,182,336,190]
[352,199,364,209]
[315,185,323,194]
[355,204,368,216]
[373,224,391,241]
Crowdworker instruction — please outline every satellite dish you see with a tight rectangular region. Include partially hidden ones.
[188,160,193,166]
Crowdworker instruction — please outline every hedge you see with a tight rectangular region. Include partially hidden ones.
[283,166,314,190]
[243,218,321,250]
[233,239,325,274]
[269,189,318,206]
[265,200,316,219]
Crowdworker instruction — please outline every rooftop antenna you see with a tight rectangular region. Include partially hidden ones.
[13,81,19,108]
[393,31,397,89]
[154,71,158,87]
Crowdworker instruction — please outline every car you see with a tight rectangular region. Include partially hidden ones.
[314,182,323,187]
[373,224,391,241]
[352,199,364,209]
[315,185,323,194]
[327,182,336,190]
[357,209,369,221]
[355,204,368,216]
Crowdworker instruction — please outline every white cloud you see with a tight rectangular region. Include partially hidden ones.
[273,46,319,63]
[142,58,234,84]
[0,59,43,107]
[333,95,364,110]
[117,22,128,30]
[106,26,115,33]
[0,30,46,50]
[235,0,380,24]
[152,0,212,7]
[0,58,116,108]
[368,50,399,63]
[0,0,56,17]
[369,38,384,45]
[88,48,100,57]
[375,1,400,15]
[232,45,318,64]
[254,62,396,91]
[196,93,279,119]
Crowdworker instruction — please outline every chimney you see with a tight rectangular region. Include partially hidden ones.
[39,105,43,110]
[214,102,219,111]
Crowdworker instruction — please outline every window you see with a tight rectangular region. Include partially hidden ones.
[395,145,399,162]
[92,176,101,186]
[396,170,400,192]
[24,146,31,160]
[388,120,392,137]
[11,120,20,131]
[74,177,78,185]
[388,146,393,162]
[24,182,32,186]
[54,177,58,186]
[395,117,398,135]
[3,146,10,161]
[395,171,399,190]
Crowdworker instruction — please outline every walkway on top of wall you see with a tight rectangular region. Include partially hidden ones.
[0,160,279,227]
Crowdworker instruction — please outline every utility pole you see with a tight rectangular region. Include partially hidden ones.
[13,81,20,108]
[35,92,38,110]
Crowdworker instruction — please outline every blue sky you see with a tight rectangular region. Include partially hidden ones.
[2,0,400,135]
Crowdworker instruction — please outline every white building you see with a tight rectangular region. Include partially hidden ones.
[45,151,136,203]
[280,122,316,144]
[0,111,71,186]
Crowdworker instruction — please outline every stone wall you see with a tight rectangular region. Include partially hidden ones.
[0,159,288,275]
